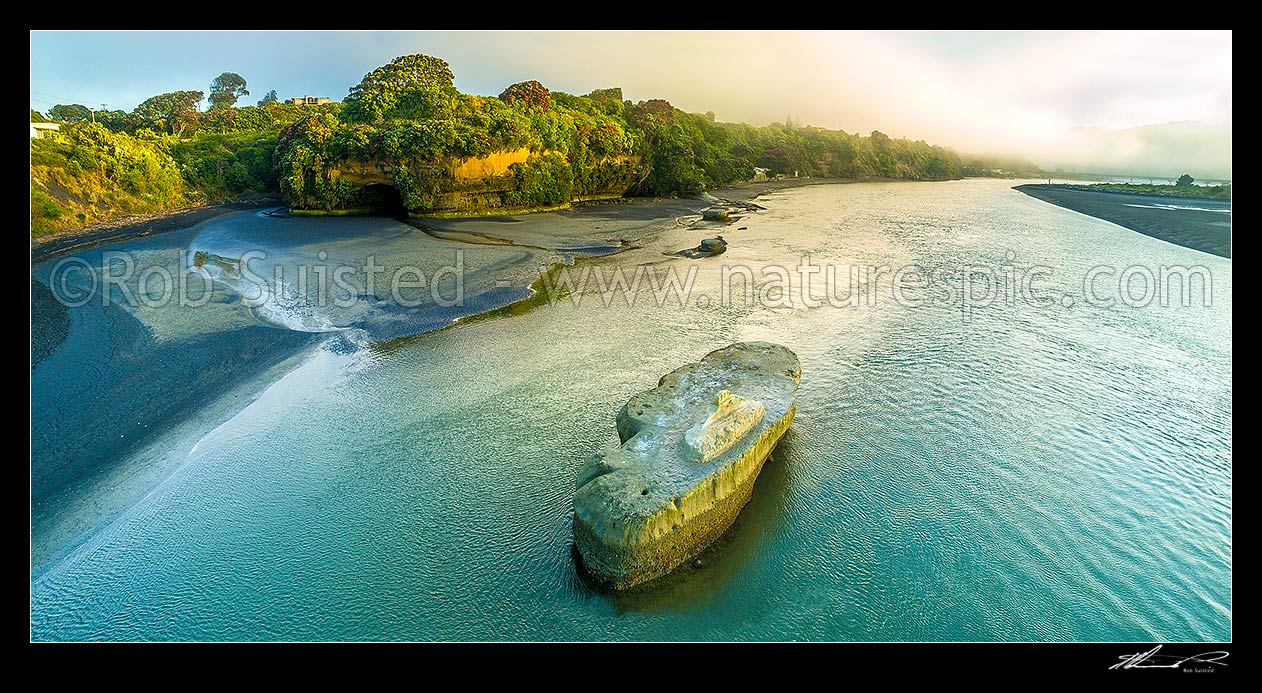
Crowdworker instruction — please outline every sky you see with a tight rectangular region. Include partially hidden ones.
[30,30,1232,179]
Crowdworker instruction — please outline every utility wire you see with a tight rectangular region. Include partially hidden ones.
[31,89,108,107]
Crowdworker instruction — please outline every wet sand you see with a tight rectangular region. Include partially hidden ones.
[30,280,68,369]
[1014,184,1231,258]
[410,178,819,248]
[29,180,832,267]
[30,195,284,266]
[27,177,863,378]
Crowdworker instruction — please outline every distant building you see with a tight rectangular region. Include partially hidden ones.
[286,96,332,106]
[30,122,60,139]
[752,167,770,181]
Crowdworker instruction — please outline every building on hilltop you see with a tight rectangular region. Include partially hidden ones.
[286,96,333,106]
[30,122,60,139]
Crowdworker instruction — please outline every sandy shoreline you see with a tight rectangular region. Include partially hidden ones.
[28,174,925,368]
[1014,184,1231,258]
[30,195,284,267]
[27,178,857,268]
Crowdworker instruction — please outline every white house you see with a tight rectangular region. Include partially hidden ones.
[286,96,332,106]
[30,122,60,139]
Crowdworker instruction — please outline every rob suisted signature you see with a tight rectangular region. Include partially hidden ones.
[1111,645,1229,671]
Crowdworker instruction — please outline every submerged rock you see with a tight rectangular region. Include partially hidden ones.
[573,342,801,589]
[192,250,241,276]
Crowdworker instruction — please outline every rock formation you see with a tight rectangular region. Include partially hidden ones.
[573,342,801,589]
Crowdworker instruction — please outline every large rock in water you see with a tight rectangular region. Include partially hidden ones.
[573,342,801,589]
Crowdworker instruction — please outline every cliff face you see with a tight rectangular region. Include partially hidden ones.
[331,159,395,186]
[332,148,538,184]
[320,149,640,216]
[449,149,534,180]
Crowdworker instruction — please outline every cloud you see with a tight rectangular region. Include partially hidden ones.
[1038,122,1232,180]
[429,30,1231,177]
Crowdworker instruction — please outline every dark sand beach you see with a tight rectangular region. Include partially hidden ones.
[1014,184,1231,258]
[30,280,68,369]
[30,195,284,267]
[28,181,826,267]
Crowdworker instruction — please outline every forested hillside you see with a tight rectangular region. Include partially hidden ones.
[32,55,1024,235]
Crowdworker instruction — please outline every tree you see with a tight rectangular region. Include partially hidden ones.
[49,104,93,124]
[498,80,551,111]
[628,99,675,128]
[134,90,204,136]
[586,87,622,103]
[1176,173,1195,188]
[30,108,49,123]
[257,89,279,106]
[96,110,135,132]
[342,53,457,123]
[585,88,625,117]
[209,72,249,110]
[868,130,896,177]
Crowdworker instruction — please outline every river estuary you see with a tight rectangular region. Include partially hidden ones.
[31,179,1231,641]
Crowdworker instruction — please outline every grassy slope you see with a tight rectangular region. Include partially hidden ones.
[31,124,194,237]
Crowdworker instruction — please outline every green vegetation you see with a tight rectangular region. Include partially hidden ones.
[273,54,977,214]
[1085,177,1231,199]
[48,104,92,124]
[209,72,250,110]
[503,153,574,207]
[274,58,643,212]
[134,90,205,136]
[33,52,1034,236]
[342,54,458,123]
[172,130,281,199]
[30,122,191,236]
[31,98,324,235]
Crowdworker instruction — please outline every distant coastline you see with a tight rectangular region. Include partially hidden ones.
[1033,182,1230,200]
[1014,184,1231,258]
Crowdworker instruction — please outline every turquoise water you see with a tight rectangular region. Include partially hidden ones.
[30,180,1231,641]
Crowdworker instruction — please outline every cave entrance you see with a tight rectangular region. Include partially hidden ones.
[361,184,407,219]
